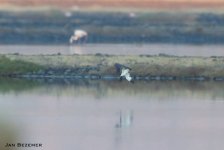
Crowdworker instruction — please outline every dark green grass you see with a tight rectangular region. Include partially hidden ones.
[0,55,44,74]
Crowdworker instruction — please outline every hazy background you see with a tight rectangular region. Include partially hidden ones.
[0,0,224,44]
[1,0,224,9]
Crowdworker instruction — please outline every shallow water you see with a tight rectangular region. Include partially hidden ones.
[1,44,224,56]
[0,79,224,150]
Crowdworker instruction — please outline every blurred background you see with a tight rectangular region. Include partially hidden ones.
[0,0,224,44]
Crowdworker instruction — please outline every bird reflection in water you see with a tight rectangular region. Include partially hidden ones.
[115,110,134,128]
[68,45,83,54]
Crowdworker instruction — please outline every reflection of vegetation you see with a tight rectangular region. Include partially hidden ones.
[104,80,224,100]
[0,77,224,100]
[0,55,44,74]
[0,77,41,93]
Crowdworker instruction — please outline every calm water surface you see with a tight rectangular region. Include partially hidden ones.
[1,44,224,56]
[0,79,224,150]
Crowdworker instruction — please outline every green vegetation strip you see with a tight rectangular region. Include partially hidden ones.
[0,55,44,74]
[1,54,224,77]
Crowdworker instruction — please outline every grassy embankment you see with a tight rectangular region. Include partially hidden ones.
[0,55,44,75]
[0,54,224,77]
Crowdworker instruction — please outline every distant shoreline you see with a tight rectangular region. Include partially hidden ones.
[1,10,224,45]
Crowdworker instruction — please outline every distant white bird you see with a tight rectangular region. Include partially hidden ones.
[69,29,88,44]
[128,12,137,18]
[114,63,134,83]
[64,11,72,18]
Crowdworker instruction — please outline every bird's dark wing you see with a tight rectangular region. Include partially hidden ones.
[114,63,132,74]
[114,63,122,74]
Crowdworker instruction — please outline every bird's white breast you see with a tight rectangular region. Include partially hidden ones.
[74,30,87,37]
[121,69,129,76]
[125,74,132,81]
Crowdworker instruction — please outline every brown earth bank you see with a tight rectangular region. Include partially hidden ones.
[1,0,224,10]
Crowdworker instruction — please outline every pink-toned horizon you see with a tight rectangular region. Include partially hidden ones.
[1,0,224,9]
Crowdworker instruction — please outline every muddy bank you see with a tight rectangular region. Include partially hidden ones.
[1,54,224,81]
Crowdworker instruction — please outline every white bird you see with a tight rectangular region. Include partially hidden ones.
[69,29,88,44]
[64,11,72,18]
[121,68,132,82]
[114,63,134,83]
